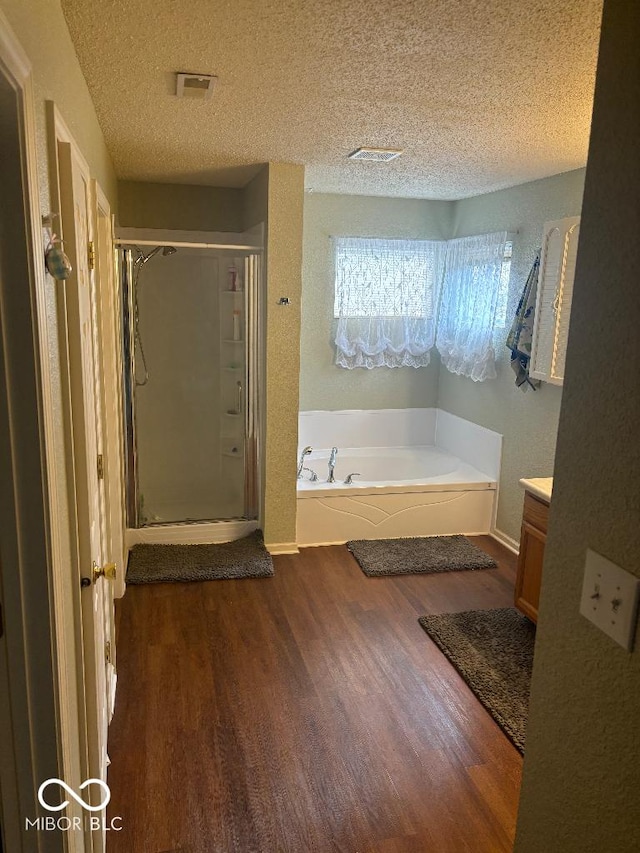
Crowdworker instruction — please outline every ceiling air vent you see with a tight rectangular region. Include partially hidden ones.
[348,147,403,162]
[175,72,217,100]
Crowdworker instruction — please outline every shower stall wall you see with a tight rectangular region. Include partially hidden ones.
[118,229,263,537]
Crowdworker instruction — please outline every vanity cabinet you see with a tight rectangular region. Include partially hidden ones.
[515,491,550,623]
[530,215,580,386]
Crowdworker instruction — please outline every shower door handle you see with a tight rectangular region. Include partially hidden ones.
[237,380,242,415]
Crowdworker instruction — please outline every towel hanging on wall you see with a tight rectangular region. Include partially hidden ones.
[506,251,541,391]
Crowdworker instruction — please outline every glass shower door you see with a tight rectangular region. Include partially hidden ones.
[120,244,261,527]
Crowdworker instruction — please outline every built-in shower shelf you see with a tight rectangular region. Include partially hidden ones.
[222,339,244,344]
[222,366,243,372]
[223,412,242,419]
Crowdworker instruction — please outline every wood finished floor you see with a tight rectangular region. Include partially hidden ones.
[107,537,522,853]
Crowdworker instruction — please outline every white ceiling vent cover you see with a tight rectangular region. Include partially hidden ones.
[175,72,218,100]
[348,147,403,162]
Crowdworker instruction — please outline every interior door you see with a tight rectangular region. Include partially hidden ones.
[58,139,115,825]
[93,184,122,719]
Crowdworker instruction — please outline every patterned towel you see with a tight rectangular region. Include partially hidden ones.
[506,251,541,391]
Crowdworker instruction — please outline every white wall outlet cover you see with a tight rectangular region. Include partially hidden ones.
[579,549,640,651]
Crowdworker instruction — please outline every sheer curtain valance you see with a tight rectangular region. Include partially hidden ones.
[333,237,447,369]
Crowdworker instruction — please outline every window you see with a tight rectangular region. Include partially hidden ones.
[333,237,442,319]
[332,237,446,369]
[332,232,512,378]
[435,231,511,382]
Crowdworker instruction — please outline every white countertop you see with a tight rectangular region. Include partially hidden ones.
[519,477,553,503]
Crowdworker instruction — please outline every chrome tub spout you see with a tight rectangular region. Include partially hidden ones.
[297,446,313,479]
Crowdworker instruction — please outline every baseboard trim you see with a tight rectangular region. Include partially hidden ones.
[490,528,520,555]
[266,542,299,555]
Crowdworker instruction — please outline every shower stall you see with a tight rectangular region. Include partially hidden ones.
[118,228,263,541]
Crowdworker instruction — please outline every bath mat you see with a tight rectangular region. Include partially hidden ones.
[126,529,273,584]
[346,535,497,577]
[418,608,535,753]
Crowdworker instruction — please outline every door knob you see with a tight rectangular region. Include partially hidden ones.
[92,561,117,584]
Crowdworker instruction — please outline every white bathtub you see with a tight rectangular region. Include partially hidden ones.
[298,445,496,494]
[296,410,501,547]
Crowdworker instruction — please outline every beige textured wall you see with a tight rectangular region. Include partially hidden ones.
[118,180,243,231]
[300,193,453,410]
[0,0,117,207]
[0,0,117,612]
[515,3,639,850]
[244,163,305,547]
[0,6,116,598]
[0,0,117,826]
[438,169,585,540]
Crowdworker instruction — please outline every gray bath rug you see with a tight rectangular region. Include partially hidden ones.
[126,530,274,584]
[418,608,535,753]
[346,535,497,577]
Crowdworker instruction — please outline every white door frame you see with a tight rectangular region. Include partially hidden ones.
[48,101,123,853]
[0,11,85,852]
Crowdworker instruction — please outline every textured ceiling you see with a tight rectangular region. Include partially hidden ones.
[60,0,602,199]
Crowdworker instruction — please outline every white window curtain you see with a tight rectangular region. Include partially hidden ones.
[333,237,446,369]
[436,231,510,382]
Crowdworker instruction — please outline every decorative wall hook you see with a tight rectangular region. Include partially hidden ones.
[41,212,59,229]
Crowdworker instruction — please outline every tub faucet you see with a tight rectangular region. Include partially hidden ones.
[297,446,313,479]
[328,446,338,483]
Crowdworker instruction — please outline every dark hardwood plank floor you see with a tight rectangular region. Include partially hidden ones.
[107,536,522,852]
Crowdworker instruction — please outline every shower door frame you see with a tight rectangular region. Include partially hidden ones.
[117,233,264,533]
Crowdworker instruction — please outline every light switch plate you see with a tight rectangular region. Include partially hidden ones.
[579,549,640,650]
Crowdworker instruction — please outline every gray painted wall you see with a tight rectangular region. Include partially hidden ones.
[515,2,640,848]
[118,180,244,231]
[300,193,453,410]
[440,169,586,540]
[300,171,586,541]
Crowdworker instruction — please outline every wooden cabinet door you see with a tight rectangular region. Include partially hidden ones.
[515,520,546,623]
[530,215,580,385]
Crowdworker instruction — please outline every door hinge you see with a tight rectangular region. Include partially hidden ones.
[88,240,96,271]
[97,453,104,479]
[105,640,112,665]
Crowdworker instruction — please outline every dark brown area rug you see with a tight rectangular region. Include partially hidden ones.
[346,535,497,577]
[126,529,273,584]
[418,607,535,753]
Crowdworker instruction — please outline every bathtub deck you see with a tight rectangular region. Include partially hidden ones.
[108,537,522,852]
